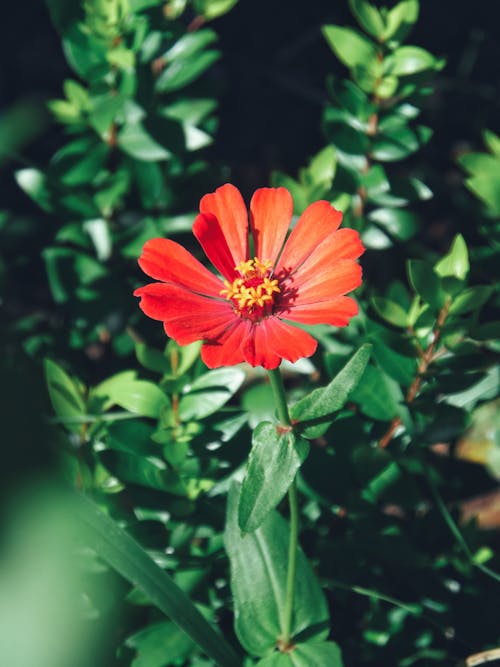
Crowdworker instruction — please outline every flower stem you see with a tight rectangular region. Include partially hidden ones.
[267,367,292,426]
[282,478,298,647]
[267,367,298,648]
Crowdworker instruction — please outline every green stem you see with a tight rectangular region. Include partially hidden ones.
[282,479,299,646]
[267,367,292,426]
[267,367,298,648]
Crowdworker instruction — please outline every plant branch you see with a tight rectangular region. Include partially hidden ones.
[379,298,451,448]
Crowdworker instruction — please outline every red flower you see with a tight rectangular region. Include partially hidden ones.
[134,184,364,369]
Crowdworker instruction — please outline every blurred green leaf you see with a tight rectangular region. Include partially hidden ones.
[449,286,493,315]
[155,51,220,93]
[434,234,469,280]
[389,46,444,76]
[126,620,195,667]
[45,359,85,431]
[348,0,385,39]
[75,493,241,667]
[322,25,378,71]
[371,296,409,328]
[382,0,419,42]
[407,259,446,309]
[351,365,402,420]
[238,423,309,533]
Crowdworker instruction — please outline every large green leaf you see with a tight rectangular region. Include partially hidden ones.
[238,423,309,532]
[290,344,371,438]
[224,484,329,657]
[256,641,343,666]
[75,493,241,667]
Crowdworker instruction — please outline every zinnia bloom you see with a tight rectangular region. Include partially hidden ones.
[134,184,364,369]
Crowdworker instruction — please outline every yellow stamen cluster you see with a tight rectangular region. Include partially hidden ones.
[234,257,272,278]
[220,257,280,315]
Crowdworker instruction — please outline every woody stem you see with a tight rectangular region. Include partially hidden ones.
[267,367,298,649]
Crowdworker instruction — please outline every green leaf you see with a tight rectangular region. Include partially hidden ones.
[193,0,239,20]
[44,359,85,431]
[449,286,493,315]
[483,129,500,157]
[322,25,378,71]
[99,450,186,493]
[238,423,309,533]
[163,28,218,61]
[371,296,409,328]
[118,123,171,162]
[382,0,419,42]
[349,0,385,38]
[350,365,402,420]
[407,260,446,310]
[155,50,220,93]
[224,484,329,657]
[126,620,195,667]
[179,368,244,420]
[74,493,240,667]
[136,343,172,375]
[290,344,372,438]
[256,642,343,667]
[389,46,442,76]
[434,234,469,281]
[92,371,169,418]
[15,168,52,212]
[368,208,418,241]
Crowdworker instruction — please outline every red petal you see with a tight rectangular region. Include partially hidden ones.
[286,229,364,289]
[199,184,249,266]
[242,318,317,369]
[201,319,250,368]
[138,238,222,295]
[250,187,293,265]
[275,201,342,275]
[193,212,238,281]
[289,260,362,305]
[134,283,234,345]
[283,296,359,327]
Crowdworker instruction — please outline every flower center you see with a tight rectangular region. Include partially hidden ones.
[220,257,280,321]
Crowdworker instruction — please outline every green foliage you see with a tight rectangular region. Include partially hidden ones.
[2,1,500,666]
[225,484,331,657]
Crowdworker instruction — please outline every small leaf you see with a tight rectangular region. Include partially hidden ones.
[389,46,443,76]
[118,123,171,162]
[371,296,409,328]
[238,423,309,533]
[162,28,218,61]
[349,0,385,38]
[179,368,244,420]
[350,365,402,421]
[224,484,329,657]
[322,25,378,71]
[290,344,371,438]
[44,359,85,431]
[92,371,169,418]
[407,260,446,310]
[434,234,469,281]
[382,0,419,42]
[449,286,493,315]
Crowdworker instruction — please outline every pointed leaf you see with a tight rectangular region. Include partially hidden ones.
[434,234,469,281]
[224,484,329,657]
[238,423,309,532]
[290,344,371,438]
[74,493,240,667]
